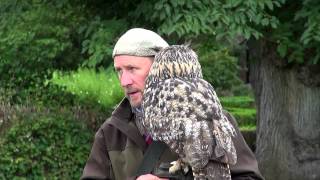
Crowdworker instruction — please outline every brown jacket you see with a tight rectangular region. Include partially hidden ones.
[81,98,264,180]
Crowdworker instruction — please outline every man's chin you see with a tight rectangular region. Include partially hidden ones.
[127,97,141,108]
[129,101,141,108]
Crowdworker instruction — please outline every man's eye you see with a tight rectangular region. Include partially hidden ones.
[128,67,136,71]
[115,69,122,75]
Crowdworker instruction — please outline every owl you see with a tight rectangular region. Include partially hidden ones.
[141,45,237,179]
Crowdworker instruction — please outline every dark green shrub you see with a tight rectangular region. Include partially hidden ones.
[230,83,254,97]
[0,0,127,105]
[0,1,85,103]
[0,111,93,179]
[198,47,243,95]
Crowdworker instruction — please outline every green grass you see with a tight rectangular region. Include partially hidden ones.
[221,96,257,129]
[239,125,256,131]
[220,96,255,108]
[225,107,256,126]
[222,97,257,150]
[50,66,124,109]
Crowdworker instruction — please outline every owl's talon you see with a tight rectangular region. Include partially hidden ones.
[182,165,189,174]
[169,160,181,174]
[192,168,207,180]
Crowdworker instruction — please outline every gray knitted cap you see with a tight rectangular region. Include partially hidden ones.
[112,28,169,58]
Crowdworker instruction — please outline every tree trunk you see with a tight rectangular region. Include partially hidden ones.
[248,40,320,180]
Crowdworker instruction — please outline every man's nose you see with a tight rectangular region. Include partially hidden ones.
[120,71,133,87]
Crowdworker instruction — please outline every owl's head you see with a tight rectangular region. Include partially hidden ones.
[147,45,203,82]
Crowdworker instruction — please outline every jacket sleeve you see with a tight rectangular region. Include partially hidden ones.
[81,128,113,180]
[224,111,265,180]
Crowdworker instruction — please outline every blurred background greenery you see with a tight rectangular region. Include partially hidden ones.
[1,0,319,179]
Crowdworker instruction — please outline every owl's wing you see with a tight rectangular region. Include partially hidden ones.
[143,78,236,166]
[143,77,215,169]
[198,79,237,165]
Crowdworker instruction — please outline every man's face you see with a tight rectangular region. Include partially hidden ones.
[114,55,153,107]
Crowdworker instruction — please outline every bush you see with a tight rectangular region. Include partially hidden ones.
[0,1,85,103]
[198,47,243,95]
[0,111,93,179]
[230,83,254,97]
[0,1,128,104]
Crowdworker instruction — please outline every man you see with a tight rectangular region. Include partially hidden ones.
[81,28,264,180]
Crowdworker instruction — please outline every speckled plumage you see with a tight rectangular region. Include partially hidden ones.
[141,45,237,179]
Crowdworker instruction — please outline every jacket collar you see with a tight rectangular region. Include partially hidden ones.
[110,98,147,151]
[111,98,134,122]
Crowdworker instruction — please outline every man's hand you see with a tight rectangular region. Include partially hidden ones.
[136,174,169,180]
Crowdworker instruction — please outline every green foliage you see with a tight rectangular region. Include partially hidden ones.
[0,0,86,103]
[0,110,93,179]
[80,18,127,68]
[127,0,319,65]
[0,0,128,104]
[198,45,243,95]
[231,83,254,96]
[130,0,282,40]
[49,66,124,109]
[1,0,319,106]
[271,0,320,64]
[295,0,320,46]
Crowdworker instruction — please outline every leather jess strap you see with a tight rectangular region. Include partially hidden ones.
[135,141,167,177]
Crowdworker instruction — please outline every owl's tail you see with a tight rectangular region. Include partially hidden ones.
[192,161,231,180]
[206,161,231,180]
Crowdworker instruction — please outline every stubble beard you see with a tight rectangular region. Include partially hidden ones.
[125,86,142,108]
[127,96,141,108]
